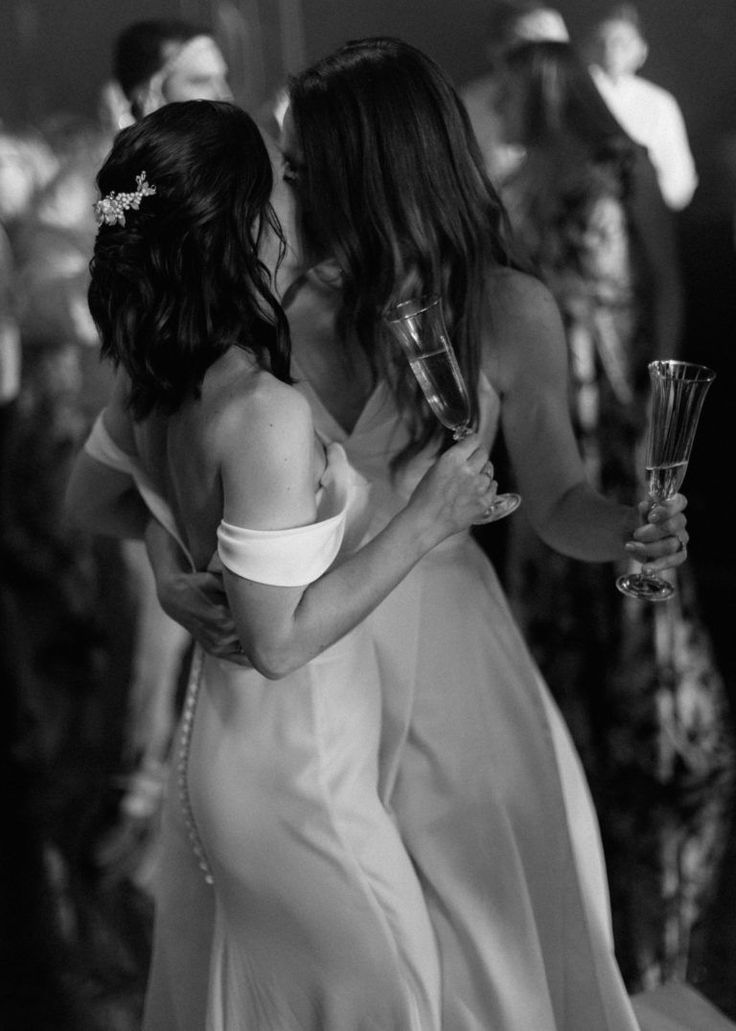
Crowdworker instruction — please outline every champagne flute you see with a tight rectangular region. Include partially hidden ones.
[616,359,716,601]
[383,294,520,521]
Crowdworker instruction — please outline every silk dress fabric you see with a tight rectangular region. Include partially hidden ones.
[84,394,735,1030]
[293,363,734,1031]
[85,418,442,1031]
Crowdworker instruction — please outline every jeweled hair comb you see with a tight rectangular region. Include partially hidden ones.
[93,171,156,228]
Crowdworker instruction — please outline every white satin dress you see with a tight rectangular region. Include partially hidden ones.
[84,381,736,1031]
[84,417,442,1031]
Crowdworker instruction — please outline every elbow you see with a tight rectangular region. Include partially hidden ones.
[230,599,325,681]
[249,649,299,681]
[245,637,315,681]
[531,481,587,548]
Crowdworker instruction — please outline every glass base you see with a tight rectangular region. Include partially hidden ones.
[616,571,675,602]
[486,492,521,522]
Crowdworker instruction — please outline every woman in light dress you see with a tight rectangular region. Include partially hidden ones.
[495,39,732,991]
[144,39,733,1031]
[65,98,503,1030]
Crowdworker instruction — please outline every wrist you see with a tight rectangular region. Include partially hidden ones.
[398,502,445,557]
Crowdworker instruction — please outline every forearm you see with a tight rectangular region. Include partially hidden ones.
[230,503,443,679]
[536,481,637,563]
[224,429,494,677]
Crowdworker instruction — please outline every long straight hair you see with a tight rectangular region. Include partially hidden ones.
[288,37,516,458]
[502,40,638,155]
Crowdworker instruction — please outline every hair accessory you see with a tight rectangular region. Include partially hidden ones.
[94,171,157,228]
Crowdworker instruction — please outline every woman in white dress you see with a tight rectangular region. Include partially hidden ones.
[64,98,504,1030]
[146,39,729,1031]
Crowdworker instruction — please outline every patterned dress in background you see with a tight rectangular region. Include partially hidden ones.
[501,141,735,991]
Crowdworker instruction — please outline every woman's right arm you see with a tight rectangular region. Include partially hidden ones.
[217,384,496,679]
[488,268,688,564]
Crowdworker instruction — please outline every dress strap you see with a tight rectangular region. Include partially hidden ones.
[217,442,358,587]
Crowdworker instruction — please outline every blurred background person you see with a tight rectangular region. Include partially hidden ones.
[0,124,58,566]
[0,118,126,1030]
[112,18,232,125]
[494,38,734,992]
[585,3,698,213]
[0,125,58,477]
[460,0,569,182]
[0,122,65,760]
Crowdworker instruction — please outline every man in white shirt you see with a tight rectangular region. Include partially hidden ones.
[587,4,698,211]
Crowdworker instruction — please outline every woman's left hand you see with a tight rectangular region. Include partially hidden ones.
[144,519,250,665]
[625,492,689,573]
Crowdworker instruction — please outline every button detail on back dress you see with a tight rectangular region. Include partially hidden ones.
[177,646,214,885]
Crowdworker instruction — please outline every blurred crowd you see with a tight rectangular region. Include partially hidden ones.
[1,4,735,1029]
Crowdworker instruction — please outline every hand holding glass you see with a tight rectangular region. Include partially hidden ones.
[616,360,715,601]
[383,295,520,521]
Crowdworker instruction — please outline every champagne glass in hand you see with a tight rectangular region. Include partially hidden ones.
[384,295,520,521]
[617,359,715,601]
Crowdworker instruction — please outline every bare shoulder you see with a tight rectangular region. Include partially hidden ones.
[487,266,561,327]
[210,364,313,465]
[483,267,567,394]
[207,360,318,528]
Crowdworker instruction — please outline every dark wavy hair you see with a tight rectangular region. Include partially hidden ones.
[287,36,515,459]
[88,100,291,419]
